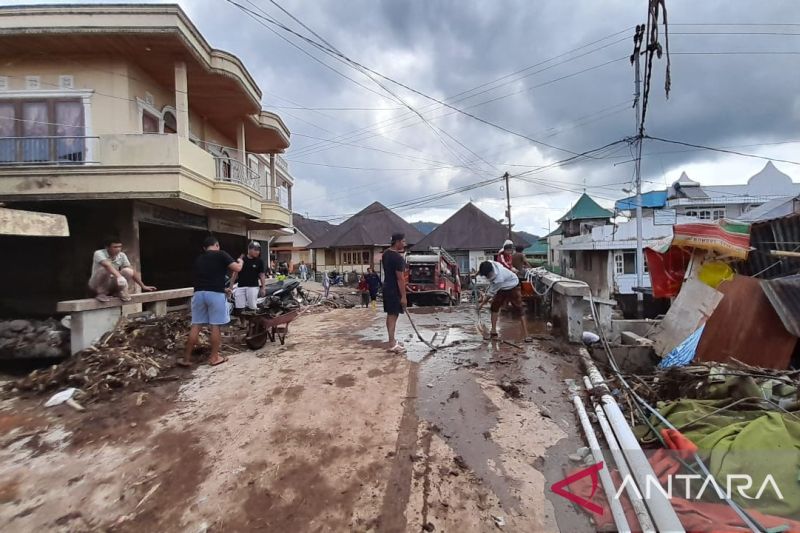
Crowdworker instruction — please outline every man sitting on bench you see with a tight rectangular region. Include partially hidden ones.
[89,237,156,302]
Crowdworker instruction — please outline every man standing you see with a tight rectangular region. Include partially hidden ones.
[512,245,531,276]
[229,241,266,316]
[382,233,407,353]
[298,260,309,282]
[183,236,243,367]
[89,237,156,302]
[477,260,532,343]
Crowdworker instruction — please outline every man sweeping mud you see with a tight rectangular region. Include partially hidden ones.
[477,260,532,343]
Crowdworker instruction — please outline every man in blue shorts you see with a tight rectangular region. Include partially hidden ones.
[182,236,243,366]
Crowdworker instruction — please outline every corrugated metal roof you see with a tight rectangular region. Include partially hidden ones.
[737,212,800,279]
[762,274,800,338]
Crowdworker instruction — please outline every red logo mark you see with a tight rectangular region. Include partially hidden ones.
[551,461,605,515]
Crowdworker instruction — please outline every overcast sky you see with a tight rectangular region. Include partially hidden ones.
[17,0,800,235]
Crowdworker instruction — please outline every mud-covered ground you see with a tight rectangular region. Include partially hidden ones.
[0,304,592,532]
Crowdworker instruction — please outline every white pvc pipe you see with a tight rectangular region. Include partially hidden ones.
[582,353,685,533]
[585,376,656,533]
[572,392,632,532]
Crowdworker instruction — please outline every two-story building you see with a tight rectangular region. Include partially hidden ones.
[0,4,293,315]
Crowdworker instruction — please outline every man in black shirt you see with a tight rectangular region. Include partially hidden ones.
[183,235,242,367]
[229,241,266,316]
[382,233,407,353]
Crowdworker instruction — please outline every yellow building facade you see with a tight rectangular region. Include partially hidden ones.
[0,4,293,314]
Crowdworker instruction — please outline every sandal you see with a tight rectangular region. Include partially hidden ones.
[524,336,534,344]
[209,357,229,367]
[483,332,499,340]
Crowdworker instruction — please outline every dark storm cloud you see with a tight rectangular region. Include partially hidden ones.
[15,0,800,230]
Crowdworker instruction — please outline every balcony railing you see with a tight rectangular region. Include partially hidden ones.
[213,157,261,193]
[0,136,96,165]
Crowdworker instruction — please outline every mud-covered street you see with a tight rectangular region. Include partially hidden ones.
[0,305,591,532]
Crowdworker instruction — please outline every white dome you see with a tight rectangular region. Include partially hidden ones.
[747,161,793,187]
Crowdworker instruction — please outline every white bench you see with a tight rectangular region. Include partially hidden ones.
[57,288,194,354]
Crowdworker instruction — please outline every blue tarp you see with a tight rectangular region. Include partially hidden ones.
[615,190,668,211]
[658,325,704,368]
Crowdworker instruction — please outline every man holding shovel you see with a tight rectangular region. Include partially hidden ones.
[477,260,532,343]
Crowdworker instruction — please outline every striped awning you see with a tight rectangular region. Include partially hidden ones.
[670,219,752,260]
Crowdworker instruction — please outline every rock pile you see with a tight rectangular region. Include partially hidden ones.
[0,319,70,359]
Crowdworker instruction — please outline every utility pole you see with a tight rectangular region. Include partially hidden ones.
[503,172,512,241]
[633,27,645,318]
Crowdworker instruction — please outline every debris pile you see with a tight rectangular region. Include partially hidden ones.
[0,318,70,359]
[9,312,243,401]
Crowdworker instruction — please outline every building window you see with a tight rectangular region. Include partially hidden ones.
[142,110,160,133]
[614,251,637,275]
[162,109,177,134]
[686,208,725,221]
[341,249,369,266]
[0,98,85,163]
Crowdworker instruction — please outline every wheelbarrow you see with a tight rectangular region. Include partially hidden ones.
[243,308,301,350]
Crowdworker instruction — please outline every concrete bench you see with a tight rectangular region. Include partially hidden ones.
[57,288,194,354]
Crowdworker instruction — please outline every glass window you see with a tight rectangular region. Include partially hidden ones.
[54,101,84,162]
[362,251,370,264]
[163,110,177,134]
[142,111,159,133]
[0,103,14,163]
[623,251,636,274]
[614,253,624,275]
[22,102,48,162]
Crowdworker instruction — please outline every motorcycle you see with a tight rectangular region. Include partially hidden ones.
[327,271,344,287]
[257,278,306,310]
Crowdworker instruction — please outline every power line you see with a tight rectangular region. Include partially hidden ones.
[288,28,633,158]
[238,0,500,176]
[644,136,800,166]
[228,0,620,159]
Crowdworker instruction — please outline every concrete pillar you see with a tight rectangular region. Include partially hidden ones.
[288,185,293,211]
[70,307,122,354]
[269,153,276,200]
[236,120,246,165]
[174,61,189,139]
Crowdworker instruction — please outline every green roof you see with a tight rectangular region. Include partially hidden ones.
[556,193,613,222]
[524,239,548,256]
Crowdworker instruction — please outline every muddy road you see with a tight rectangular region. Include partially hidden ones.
[0,305,592,532]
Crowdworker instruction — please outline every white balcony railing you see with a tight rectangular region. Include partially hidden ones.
[0,136,96,165]
[213,157,261,193]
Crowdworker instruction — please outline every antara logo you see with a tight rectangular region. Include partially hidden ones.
[550,461,605,515]
[550,461,785,516]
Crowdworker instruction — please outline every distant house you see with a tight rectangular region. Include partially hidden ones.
[308,202,424,275]
[410,202,529,273]
[616,162,800,221]
[271,214,335,271]
[524,238,548,265]
[553,193,613,274]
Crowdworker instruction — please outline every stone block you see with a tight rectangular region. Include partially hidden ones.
[69,307,121,355]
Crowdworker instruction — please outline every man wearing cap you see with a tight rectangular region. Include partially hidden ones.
[382,233,408,353]
[228,241,267,316]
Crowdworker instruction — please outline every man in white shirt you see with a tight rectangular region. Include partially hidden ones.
[88,237,156,302]
[476,260,532,343]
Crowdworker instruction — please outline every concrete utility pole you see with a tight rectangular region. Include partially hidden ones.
[633,33,645,319]
[503,172,513,241]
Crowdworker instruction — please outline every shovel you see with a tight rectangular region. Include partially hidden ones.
[405,311,438,351]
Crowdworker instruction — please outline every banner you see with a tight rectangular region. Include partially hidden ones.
[645,246,692,298]
[671,219,751,260]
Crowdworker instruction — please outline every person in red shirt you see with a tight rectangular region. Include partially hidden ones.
[358,275,370,308]
[496,240,516,272]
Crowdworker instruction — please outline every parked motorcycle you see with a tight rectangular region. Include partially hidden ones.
[257,278,306,310]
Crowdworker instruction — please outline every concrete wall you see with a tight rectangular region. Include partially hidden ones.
[569,250,610,298]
